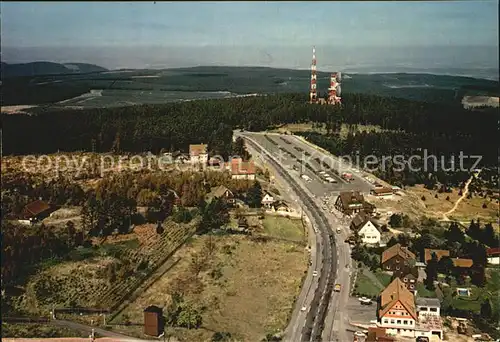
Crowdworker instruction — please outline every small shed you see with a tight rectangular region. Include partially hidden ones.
[144,305,163,337]
[18,200,53,225]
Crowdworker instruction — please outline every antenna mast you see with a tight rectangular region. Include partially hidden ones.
[309,46,317,104]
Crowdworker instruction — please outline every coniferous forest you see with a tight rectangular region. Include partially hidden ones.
[2,93,498,168]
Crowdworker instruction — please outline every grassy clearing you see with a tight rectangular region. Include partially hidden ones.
[353,268,391,299]
[372,185,498,228]
[267,122,389,138]
[374,271,392,287]
[15,222,194,316]
[408,185,498,223]
[261,216,304,242]
[416,283,437,298]
[117,234,308,341]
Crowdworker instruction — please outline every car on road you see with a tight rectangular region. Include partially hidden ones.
[312,271,318,277]
[359,297,372,305]
[301,306,307,312]
[354,331,366,338]
[336,227,341,233]
[334,284,341,292]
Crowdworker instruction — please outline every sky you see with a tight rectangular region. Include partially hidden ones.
[1,1,499,76]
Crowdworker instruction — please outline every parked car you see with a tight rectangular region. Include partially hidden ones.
[334,284,341,292]
[359,297,372,305]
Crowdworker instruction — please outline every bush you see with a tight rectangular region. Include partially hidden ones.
[172,207,194,224]
[212,332,232,342]
[389,214,403,228]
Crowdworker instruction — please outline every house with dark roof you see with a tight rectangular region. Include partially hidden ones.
[350,211,381,245]
[18,200,53,225]
[370,187,394,198]
[392,267,419,293]
[272,200,292,213]
[381,243,416,277]
[205,185,234,205]
[334,191,374,215]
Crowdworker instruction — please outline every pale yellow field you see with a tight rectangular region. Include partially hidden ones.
[117,234,308,341]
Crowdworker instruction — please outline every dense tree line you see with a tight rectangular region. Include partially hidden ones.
[1,77,94,106]
[1,221,86,286]
[301,130,494,187]
[466,220,499,248]
[387,221,492,290]
[3,93,497,160]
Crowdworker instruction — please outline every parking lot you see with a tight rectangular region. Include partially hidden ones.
[346,296,377,325]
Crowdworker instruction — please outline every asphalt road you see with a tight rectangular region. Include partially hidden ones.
[238,131,375,342]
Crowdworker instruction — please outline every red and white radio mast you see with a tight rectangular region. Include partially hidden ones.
[327,72,342,105]
[309,46,317,104]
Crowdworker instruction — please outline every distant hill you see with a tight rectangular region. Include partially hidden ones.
[1,61,107,78]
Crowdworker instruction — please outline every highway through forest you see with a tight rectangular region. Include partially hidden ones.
[237,131,374,342]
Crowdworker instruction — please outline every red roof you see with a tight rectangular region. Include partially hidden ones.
[189,144,207,157]
[487,247,500,256]
[231,158,256,175]
[20,200,51,219]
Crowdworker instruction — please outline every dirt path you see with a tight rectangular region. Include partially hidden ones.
[442,170,480,221]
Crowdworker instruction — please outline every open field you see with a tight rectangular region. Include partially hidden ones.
[52,89,239,108]
[114,234,308,341]
[267,122,394,139]
[368,185,499,229]
[1,105,37,114]
[416,283,437,298]
[352,267,391,299]
[261,216,305,242]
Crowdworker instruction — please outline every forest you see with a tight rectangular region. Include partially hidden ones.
[2,92,497,162]
[1,168,261,288]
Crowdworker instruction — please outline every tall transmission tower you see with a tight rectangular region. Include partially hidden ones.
[327,72,342,105]
[309,47,317,104]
